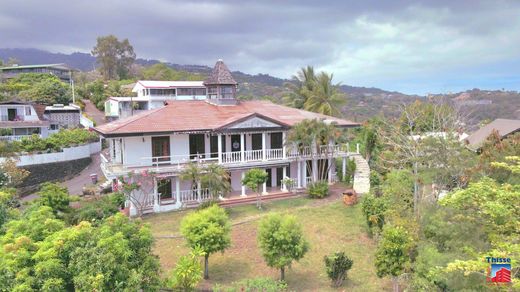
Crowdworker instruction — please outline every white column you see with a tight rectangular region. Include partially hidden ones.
[302,161,307,187]
[356,143,360,154]
[241,171,247,197]
[342,157,346,182]
[262,132,266,161]
[282,132,286,159]
[240,133,245,162]
[282,167,287,191]
[197,181,202,202]
[297,160,301,188]
[218,134,222,164]
[312,159,318,182]
[153,177,160,212]
[175,176,181,205]
[328,160,333,184]
[262,182,267,195]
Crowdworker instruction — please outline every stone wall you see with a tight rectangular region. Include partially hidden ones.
[18,157,92,195]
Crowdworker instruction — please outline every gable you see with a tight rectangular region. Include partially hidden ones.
[226,116,283,129]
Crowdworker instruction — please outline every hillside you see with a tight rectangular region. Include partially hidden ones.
[1,48,518,127]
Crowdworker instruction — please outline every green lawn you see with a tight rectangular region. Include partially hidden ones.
[144,197,391,291]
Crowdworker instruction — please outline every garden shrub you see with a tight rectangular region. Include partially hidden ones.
[361,193,387,234]
[324,252,353,287]
[66,193,124,225]
[167,249,204,291]
[308,181,329,198]
[37,182,72,215]
[3,128,99,155]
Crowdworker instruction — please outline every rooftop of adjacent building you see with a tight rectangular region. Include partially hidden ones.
[0,63,75,71]
[466,118,520,149]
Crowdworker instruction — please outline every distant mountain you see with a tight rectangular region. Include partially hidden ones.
[2,48,517,126]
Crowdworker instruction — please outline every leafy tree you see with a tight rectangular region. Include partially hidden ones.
[0,210,161,291]
[375,226,413,292]
[257,213,309,281]
[0,189,20,230]
[180,205,231,279]
[242,168,268,209]
[381,169,414,219]
[0,158,29,188]
[167,248,204,290]
[180,162,204,193]
[0,73,71,104]
[37,182,72,215]
[324,252,353,287]
[92,35,136,80]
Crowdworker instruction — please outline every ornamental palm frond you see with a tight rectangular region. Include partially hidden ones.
[282,66,317,109]
[303,72,346,117]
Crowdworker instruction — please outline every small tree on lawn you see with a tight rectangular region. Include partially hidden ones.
[375,226,413,292]
[167,248,204,290]
[242,168,268,209]
[180,205,231,279]
[257,213,309,281]
[324,252,353,287]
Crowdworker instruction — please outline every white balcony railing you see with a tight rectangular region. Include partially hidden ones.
[101,143,360,176]
[0,135,34,141]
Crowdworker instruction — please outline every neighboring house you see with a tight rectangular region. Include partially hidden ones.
[94,60,360,215]
[0,101,83,141]
[44,104,81,131]
[0,101,49,140]
[0,63,75,82]
[104,80,207,120]
[465,118,520,150]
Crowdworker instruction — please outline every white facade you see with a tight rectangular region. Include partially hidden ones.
[100,115,358,215]
[106,81,208,120]
[0,103,49,141]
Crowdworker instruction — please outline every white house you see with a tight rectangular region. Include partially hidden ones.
[105,80,207,120]
[0,101,84,141]
[0,101,49,141]
[94,60,360,215]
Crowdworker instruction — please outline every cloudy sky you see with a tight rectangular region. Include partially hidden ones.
[2,0,520,94]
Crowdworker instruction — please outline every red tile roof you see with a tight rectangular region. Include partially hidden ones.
[94,100,359,137]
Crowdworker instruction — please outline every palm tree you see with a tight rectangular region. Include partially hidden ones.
[303,72,346,117]
[286,119,339,182]
[202,163,231,199]
[180,162,204,194]
[282,66,316,109]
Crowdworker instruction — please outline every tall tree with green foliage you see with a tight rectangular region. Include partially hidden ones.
[303,72,346,117]
[282,66,316,109]
[375,226,413,292]
[257,213,309,281]
[0,73,71,104]
[180,205,231,279]
[242,168,268,209]
[92,35,136,80]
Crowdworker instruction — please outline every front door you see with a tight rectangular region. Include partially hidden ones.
[210,135,218,158]
[7,108,16,121]
[231,134,241,152]
[152,136,170,163]
[266,168,272,187]
[252,133,262,150]
[189,134,205,159]
[271,132,282,149]
[158,178,172,200]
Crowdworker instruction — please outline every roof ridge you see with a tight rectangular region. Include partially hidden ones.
[107,106,169,132]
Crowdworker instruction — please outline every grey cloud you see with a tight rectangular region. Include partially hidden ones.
[1,0,520,94]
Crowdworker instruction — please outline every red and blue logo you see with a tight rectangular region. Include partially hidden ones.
[486,257,511,284]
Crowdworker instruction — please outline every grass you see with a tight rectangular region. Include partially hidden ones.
[144,197,391,291]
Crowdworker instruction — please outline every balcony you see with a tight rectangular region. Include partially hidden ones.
[100,143,359,178]
[0,115,25,122]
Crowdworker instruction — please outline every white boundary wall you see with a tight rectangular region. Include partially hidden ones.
[0,141,101,167]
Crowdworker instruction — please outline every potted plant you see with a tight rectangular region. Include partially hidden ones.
[342,190,357,206]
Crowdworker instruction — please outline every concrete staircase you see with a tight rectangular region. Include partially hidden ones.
[352,154,370,195]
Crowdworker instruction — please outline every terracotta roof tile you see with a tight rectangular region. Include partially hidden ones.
[94,100,359,137]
